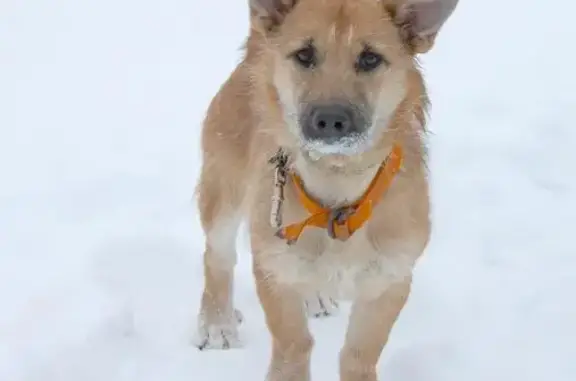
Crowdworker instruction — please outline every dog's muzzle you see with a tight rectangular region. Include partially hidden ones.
[301,102,367,143]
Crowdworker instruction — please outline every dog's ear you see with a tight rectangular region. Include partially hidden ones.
[388,0,459,53]
[249,0,299,33]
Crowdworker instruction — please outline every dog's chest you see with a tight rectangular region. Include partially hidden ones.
[258,160,417,299]
[261,228,413,300]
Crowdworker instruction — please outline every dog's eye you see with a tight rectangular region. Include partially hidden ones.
[292,45,317,69]
[356,50,385,73]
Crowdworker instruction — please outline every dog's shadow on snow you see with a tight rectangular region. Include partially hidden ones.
[380,340,464,381]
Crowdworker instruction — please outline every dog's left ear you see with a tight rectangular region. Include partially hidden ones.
[388,0,459,54]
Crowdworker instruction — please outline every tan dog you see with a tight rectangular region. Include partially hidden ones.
[194,0,459,380]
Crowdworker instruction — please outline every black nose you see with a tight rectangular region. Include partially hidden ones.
[303,104,359,141]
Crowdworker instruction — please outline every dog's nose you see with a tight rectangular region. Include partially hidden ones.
[303,104,358,141]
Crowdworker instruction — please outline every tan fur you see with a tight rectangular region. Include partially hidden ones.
[194,0,458,379]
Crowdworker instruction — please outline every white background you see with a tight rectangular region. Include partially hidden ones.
[1,0,575,380]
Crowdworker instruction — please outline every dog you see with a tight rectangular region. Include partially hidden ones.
[193,0,459,380]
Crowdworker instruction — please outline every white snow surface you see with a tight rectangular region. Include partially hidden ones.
[1,0,575,380]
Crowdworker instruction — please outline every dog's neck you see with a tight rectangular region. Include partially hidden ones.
[290,149,390,208]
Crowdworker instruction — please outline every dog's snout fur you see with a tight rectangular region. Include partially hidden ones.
[301,102,366,142]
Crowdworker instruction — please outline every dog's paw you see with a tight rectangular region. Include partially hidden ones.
[193,309,244,350]
[305,292,339,318]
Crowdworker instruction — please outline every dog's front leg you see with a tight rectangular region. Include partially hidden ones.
[254,263,314,381]
[339,278,412,381]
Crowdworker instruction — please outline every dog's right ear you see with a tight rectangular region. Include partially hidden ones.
[387,0,459,53]
[249,0,299,33]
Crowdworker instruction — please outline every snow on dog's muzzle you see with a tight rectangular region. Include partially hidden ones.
[299,101,370,156]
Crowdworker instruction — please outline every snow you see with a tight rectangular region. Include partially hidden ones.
[1,0,575,380]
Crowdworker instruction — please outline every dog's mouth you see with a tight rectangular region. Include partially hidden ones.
[300,132,373,159]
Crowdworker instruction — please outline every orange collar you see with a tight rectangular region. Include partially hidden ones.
[275,144,403,245]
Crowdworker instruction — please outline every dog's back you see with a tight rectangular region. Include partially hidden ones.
[196,33,261,231]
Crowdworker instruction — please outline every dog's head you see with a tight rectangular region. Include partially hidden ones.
[250,0,458,163]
